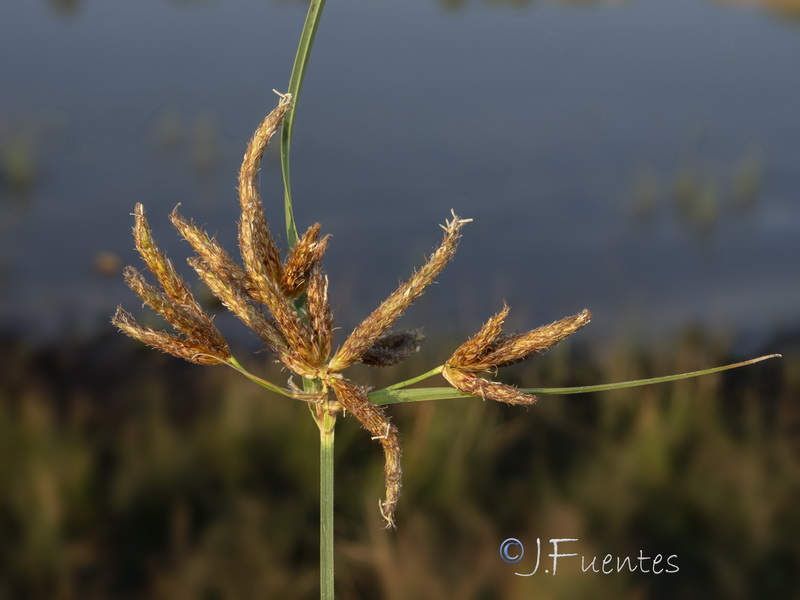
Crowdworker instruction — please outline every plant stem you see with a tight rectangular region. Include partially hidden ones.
[317,405,336,600]
[379,365,444,391]
[226,356,296,398]
[281,3,334,589]
[305,376,335,599]
[281,0,328,249]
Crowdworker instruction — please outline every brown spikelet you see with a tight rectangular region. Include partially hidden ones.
[307,263,333,363]
[282,223,330,296]
[222,241,319,370]
[123,266,228,356]
[329,378,402,528]
[125,204,231,362]
[238,93,293,291]
[474,309,592,370]
[132,203,200,309]
[112,307,230,365]
[442,366,537,406]
[328,211,471,372]
[187,256,287,356]
[359,329,425,367]
[258,278,320,371]
[169,205,249,290]
[443,308,591,406]
[448,304,510,369]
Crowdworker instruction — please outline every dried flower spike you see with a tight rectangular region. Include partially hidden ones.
[448,303,510,368]
[328,211,471,372]
[282,222,330,296]
[477,309,592,370]
[112,203,231,365]
[442,366,538,405]
[238,93,292,289]
[169,204,249,291]
[112,307,230,365]
[306,263,334,363]
[187,256,287,356]
[443,307,592,404]
[329,378,402,528]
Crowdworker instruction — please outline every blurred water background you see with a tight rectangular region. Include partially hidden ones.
[1,0,799,598]
[1,0,798,346]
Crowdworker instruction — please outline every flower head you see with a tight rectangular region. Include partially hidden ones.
[113,92,592,529]
[443,307,592,405]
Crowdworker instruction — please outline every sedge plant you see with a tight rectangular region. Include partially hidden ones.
[112,2,779,597]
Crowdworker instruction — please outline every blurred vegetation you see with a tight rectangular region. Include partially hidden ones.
[0,115,67,204]
[626,141,765,239]
[36,0,800,24]
[712,0,800,22]
[433,0,800,24]
[44,0,81,17]
[1,328,797,598]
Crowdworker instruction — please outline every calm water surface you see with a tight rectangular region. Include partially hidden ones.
[1,0,798,349]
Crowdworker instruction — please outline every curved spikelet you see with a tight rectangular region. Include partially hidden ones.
[329,211,471,372]
[329,378,402,528]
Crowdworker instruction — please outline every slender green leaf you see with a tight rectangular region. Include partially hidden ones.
[369,354,780,405]
[281,0,328,249]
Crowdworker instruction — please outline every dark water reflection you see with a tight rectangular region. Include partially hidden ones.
[1,0,798,348]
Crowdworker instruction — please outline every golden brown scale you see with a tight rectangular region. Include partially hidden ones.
[307,263,334,364]
[282,223,331,297]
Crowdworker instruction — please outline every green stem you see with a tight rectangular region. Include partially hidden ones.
[304,376,335,599]
[379,365,444,392]
[316,404,336,600]
[226,356,296,398]
[281,0,328,249]
[281,1,332,588]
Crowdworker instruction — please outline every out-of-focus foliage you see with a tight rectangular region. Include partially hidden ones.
[626,143,766,240]
[38,0,800,24]
[45,0,81,16]
[0,329,797,598]
[437,0,632,10]
[435,0,800,25]
[712,0,800,22]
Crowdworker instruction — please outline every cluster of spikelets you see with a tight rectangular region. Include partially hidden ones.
[444,305,591,405]
[113,93,591,527]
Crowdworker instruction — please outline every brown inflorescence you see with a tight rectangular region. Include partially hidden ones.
[443,308,592,405]
[112,203,231,366]
[114,91,589,529]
